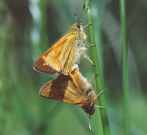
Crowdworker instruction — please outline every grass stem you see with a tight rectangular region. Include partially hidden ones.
[84,0,104,135]
[120,0,130,134]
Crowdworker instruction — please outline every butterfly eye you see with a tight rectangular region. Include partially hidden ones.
[77,24,81,29]
[86,88,91,95]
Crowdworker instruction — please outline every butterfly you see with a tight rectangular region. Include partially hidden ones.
[33,23,87,75]
[39,65,97,115]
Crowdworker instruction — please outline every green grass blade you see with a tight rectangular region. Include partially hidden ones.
[120,0,130,134]
[85,0,104,135]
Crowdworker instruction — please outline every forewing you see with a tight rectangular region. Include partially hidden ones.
[33,33,77,74]
[62,44,77,75]
[39,75,69,101]
[39,74,85,105]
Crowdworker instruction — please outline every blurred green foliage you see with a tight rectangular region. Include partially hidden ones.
[0,0,147,135]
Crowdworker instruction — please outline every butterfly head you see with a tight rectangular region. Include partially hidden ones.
[82,89,97,115]
[70,23,84,32]
[70,23,87,40]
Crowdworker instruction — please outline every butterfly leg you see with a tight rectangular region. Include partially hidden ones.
[95,89,104,97]
[79,46,94,65]
[78,46,95,65]
[86,41,95,48]
[83,23,92,30]
[95,90,105,109]
[83,54,95,66]
[95,105,105,109]
[89,74,105,97]
[84,42,97,65]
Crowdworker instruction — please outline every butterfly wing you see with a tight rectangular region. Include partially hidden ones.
[39,74,85,105]
[33,32,77,74]
[61,44,77,75]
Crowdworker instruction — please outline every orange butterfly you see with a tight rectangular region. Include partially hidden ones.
[33,23,87,75]
[39,65,97,115]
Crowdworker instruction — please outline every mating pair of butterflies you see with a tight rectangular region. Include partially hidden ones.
[33,23,98,115]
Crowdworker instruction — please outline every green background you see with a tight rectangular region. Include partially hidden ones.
[0,0,146,135]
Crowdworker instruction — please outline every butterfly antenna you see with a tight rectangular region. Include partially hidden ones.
[74,0,86,24]
[95,90,105,110]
